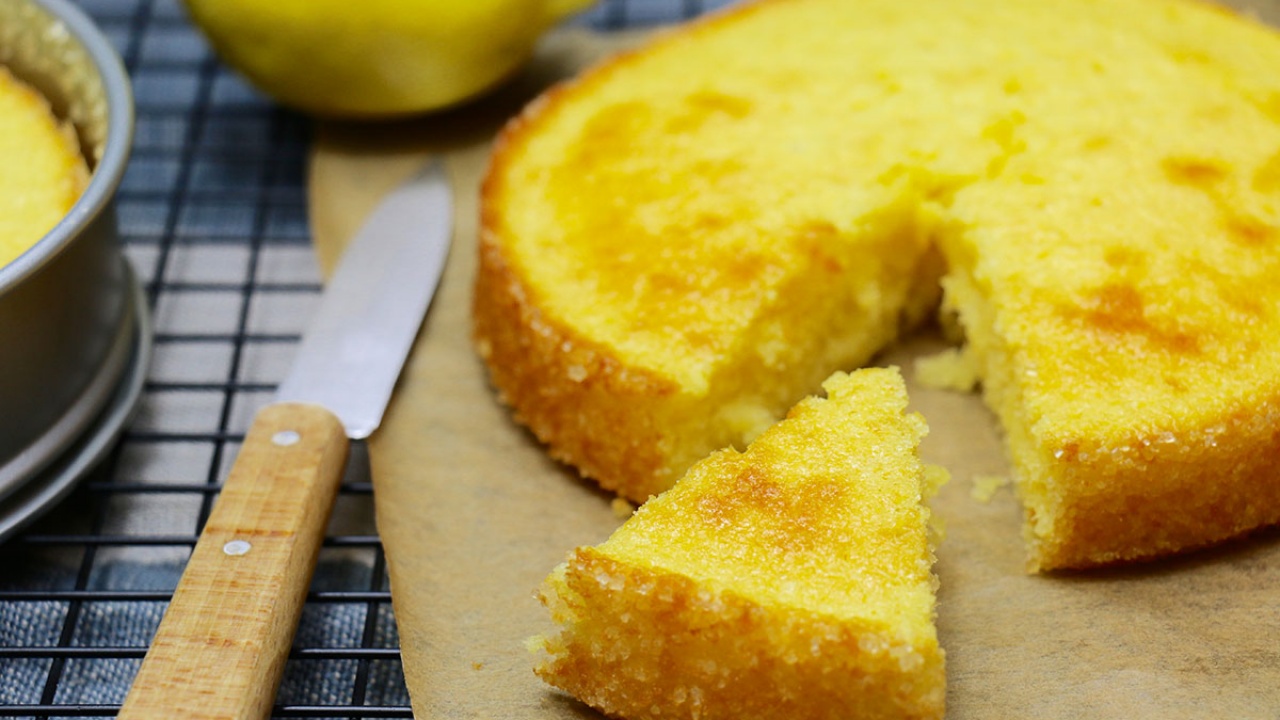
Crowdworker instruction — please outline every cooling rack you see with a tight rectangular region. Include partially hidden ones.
[0,0,729,717]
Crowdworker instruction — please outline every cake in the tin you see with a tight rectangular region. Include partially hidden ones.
[0,66,88,268]
[534,369,945,720]
[474,0,1280,570]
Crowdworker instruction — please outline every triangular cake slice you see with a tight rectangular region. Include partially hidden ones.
[533,368,945,720]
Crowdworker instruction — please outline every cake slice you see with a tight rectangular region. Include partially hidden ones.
[533,368,946,720]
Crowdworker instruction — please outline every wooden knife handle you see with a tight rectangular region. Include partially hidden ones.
[118,402,350,720]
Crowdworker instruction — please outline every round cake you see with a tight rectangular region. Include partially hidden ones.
[0,65,89,268]
[474,0,1280,570]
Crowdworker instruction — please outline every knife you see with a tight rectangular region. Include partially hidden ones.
[118,159,452,720]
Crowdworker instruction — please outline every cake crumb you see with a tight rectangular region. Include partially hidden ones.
[970,474,1010,502]
[924,465,950,541]
[913,347,979,392]
[610,497,636,519]
[922,464,950,498]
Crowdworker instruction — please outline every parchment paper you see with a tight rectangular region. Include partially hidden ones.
[307,20,1280,720]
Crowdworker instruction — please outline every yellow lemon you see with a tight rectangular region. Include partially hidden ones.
[182,0,596,117]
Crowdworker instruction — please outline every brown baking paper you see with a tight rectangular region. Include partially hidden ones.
[308,18,1280,720]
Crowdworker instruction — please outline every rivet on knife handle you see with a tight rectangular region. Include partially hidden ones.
[118,402,349,720]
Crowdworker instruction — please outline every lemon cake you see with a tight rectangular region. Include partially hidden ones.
[0,66,88,268]
[534,369,945,720]
[474,0,1280,571]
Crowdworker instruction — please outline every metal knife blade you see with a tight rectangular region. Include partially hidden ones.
[118,159,452,720]
[276,160,451,438]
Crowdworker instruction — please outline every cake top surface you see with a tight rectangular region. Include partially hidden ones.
[487,0,1280,437]
[0,65,88,268]
[597,368,939,644]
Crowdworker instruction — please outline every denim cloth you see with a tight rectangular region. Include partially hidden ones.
[0,0,730,715]
[0,554,406,709]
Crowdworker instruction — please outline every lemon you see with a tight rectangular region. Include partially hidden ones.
[182,0,596,118]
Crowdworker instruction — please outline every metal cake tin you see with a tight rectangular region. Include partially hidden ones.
[0,0,149,538]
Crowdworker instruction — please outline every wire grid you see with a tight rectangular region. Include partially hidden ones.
[0,0,731,717]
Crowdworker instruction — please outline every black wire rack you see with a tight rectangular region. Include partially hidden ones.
[0,0,731,718]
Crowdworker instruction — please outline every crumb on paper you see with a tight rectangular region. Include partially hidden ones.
[971,474,1010,503]
[611,496,636,519]
[913,346,979,392]
[923,464,951,498]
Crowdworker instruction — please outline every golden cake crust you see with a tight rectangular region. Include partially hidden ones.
[1035,390,1280,568]
[540,549,945,720]
[475,172,677,500]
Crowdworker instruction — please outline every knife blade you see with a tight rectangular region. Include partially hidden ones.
[118,159,452,720]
